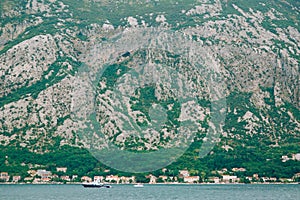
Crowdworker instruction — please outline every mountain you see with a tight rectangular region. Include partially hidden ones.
[0,0,299,177]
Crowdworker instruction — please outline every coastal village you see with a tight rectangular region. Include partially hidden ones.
[1,153,300,185]
[1,168,300,185]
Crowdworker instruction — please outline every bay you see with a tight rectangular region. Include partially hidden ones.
[0,184,299,200]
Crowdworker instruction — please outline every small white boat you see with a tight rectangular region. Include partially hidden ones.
[82,179,112,188]
[133,183,144,187]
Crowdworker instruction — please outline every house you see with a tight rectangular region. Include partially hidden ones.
[36,170,52,179]
[27,170,37,177]
[293,172,300,178]
[159,175,168,181]
[184,176,200,183]
[179,170,190,177]
[0,172,9,182]
[162,168,168,173]
[293,173,300,181]
[281,155,289,162]
[222,168,228,172]
[94,176,104,182]
[41,177,51,182]
[269,177,277,182]
[292,153,300,161]
[261,177,269,182]
[12,176,21,182]
[81,176,92,182]
[60,176,71,181]
[120,176,135,184]
[33,178,42,183]
[232,168,246,172]
[146,174,157,184]
[279,178,293,183]
[24,177,33,182]
[169,176,177,182]
[56,167,67,173]
[52,174,59,179]
[217,168,228,175]
[252,174,259,180]
[222,175,239,183]
[260,177,276,182]
[33,176,50,183]
[106,175,119,183]
[208,177,220,183]
[72,175,78,180]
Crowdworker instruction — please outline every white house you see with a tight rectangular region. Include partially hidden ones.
[56,167,67,173]
[120,176,135,184]
[159,175,168,181]
[60,176,71,181]
[208,177,220,183]
[292,153,300,161]
[94,176,104,182]
[12,176,21,182]
[184,176,200,183]
[281,155,289,162]
[81,176,92,182]
[147,174,157,184]
[222,175,239,183]
[179,170,190,177]
[106,175,119,183]
[269,177,277,182]
[36,170,52,179]
[232,168,246,172]
[0,172,9,182]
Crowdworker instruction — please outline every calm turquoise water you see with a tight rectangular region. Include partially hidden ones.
[0,184,299,200]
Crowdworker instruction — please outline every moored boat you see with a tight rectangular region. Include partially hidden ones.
[82,180,112,188]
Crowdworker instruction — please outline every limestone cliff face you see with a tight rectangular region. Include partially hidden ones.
[0,0,299,153]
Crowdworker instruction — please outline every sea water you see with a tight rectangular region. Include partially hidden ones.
[0,184,299,200]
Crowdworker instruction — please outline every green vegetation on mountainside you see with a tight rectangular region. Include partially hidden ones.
[1,91,299,180]
[0,0,299,181]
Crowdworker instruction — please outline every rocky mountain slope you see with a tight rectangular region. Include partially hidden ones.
[0,0,299,173]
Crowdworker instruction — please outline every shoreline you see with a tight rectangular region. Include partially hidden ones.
[0,182,299,185]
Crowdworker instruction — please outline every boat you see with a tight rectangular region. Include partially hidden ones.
[133,183,144,187]
[82,180,112,188]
